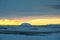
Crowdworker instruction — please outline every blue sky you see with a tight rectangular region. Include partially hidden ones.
[0,0,60,18]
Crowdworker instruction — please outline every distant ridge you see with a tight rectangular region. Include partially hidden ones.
[0,24,60,28]
[19,23,60,28]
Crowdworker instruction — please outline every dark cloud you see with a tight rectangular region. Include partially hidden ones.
[45,5,60,10]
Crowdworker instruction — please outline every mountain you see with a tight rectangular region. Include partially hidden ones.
[47,24,60,28]
[20,23,32,27]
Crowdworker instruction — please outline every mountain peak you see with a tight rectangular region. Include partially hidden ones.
[20,23,32,27]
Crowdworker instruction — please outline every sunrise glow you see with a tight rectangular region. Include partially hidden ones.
[27,18,60,25]
[0,19,22,25]
[0,18,60,25]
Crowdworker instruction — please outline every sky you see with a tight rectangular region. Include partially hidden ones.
[0,0,60,25]
[0,0,60,18]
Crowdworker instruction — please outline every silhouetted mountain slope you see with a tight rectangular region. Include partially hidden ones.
[20,23,32,27]
[0,30,60,36]
[0,24,60,36]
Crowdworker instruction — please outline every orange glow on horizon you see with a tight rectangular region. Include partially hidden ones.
[0,19,23,25]
[27,18,60,25]
[0,18,60,25]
